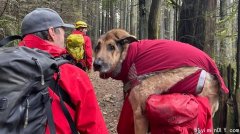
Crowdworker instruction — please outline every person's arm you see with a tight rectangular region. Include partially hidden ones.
[84,36,93,71]
[60,64,108,134]
[75,72,108,134]
[76,87,109,134]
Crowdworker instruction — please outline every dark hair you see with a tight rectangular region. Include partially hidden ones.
[32,30,48,40]
[32,27,61,40]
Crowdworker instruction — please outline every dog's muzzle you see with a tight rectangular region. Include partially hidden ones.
[94,58,113,79]
[93,58,104,72]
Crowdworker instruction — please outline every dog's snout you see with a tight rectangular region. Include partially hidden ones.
[93,58,103,71]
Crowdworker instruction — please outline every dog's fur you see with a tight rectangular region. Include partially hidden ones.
[94,29,220,134]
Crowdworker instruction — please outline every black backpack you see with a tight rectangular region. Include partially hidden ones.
[0,36,78,134]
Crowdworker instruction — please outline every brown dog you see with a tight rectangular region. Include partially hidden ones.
[93,29,228,134]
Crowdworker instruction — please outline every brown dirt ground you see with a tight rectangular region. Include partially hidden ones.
[88,71,124,134]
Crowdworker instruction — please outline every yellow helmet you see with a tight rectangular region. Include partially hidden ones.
[75,21,88,28]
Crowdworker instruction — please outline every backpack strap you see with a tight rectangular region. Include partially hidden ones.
[49,79,75,110]
[52,75,79,134]
[50,58,78,134]
[46,99,56,134]
[0,35,22,47]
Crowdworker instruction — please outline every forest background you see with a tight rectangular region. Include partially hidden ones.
[0,0,240,133]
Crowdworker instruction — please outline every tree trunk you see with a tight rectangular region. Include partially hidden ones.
[139,0,148,39]
[110,0,114,29]
[169,6,175,40]
[130,0,138,36]
[125,0,130,31]
[177,0,208,50]
[106,1,110,31]
[92,1,100,47]
[148,0,161,39]
[120,0,125,28]
[203,0,217,57]
[159,2,165,39]
[214,0,232,131]
[235,0,240,129]
[101,10,105,34]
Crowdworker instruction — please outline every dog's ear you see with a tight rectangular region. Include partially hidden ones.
[116,35,138,45]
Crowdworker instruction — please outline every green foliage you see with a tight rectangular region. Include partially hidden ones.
[0,14,19,39]
[217,5,237,25]
[0,11,20,46]
[215,1,238,44]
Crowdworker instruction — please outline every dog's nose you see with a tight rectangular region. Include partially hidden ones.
[93,58,103,71]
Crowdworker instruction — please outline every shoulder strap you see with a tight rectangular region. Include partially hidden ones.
[49,79,75,110]
[58,89,79,134]
[50,58,78,134]
[0,35,22,47]
[50,77,78,134]
[46,99,56,134]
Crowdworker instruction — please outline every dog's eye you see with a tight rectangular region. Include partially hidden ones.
[108,44,115,51]
[110,45,115,50]
[95,44,100,52]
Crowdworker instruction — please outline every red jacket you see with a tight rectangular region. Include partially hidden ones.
[72,30,93,70]
[19,35,108,134]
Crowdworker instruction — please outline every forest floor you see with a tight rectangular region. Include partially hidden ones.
[89,71,124,134]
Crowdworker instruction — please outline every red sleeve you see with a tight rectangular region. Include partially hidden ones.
[84,36,93,70]
[59,64,109,134]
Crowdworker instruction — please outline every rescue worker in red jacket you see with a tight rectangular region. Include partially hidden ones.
[71,21,93,73]
[19,8,108,134]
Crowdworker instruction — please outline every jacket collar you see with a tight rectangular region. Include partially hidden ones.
[19,34,67,57]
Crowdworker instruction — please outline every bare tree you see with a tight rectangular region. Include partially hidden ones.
[139,0,148,39]
[203,0,217,57]
[148,0,161,39]
[130,0,138,36]
[236,0,240,129]
[177,0,208,50]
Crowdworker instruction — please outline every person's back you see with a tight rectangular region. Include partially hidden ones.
[70,21,93,72]
[19,8,108,134]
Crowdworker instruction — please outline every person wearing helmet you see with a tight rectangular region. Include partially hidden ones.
[71,21,93,72]
[75,21,88,34]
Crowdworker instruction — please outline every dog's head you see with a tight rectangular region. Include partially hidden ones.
[93,29,137,79]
